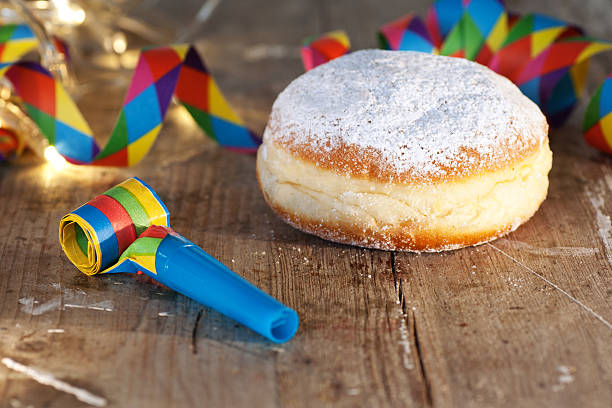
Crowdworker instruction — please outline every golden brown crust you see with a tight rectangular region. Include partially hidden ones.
[260,185,527,252]
[257,140,551,252]
[265,117,549,185]
[256,162,547,252]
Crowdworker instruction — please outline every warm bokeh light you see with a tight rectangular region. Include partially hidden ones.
[53,0,86,25]
[112,33,127,54]
[43,145,69,170]
[0,87,11,100]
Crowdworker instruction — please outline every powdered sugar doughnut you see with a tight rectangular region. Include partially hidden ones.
[257,50,552,252]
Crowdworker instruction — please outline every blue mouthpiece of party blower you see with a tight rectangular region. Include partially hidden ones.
[154,233,299,343]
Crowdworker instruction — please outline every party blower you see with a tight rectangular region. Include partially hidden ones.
[59,177,298,343]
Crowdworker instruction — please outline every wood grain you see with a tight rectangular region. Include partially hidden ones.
[0,0,611,407]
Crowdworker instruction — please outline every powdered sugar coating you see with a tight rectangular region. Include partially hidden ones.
[264,49,548,182]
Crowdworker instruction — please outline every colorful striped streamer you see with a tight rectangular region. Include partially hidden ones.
[0,23,37,160]
[436,0,508,64]
[583,74,612,154]
[0,22,260,165]
[378,14,436,53]
[59,177,170,275]
[489,14,584,80]
[0,23,37,68]
[301,30,350,71]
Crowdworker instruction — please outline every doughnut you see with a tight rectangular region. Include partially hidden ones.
[256,50,552,252]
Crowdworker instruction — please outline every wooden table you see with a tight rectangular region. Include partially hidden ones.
[1,0,610,406]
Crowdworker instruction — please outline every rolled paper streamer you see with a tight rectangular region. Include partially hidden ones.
[59,177,170,275]
[60,177,298,343]
[301,30,350,71]
[0,21,260,165]
[378,14,436,53]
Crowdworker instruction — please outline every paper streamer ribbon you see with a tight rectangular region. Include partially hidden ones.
[301,30,350,71]
[583,74,612,154]
[304,0,612,155]
[378,14,436,54]
[0,23,35,160]
[0,23,260,164]
[0,23,37,67]
[59,177,299,343]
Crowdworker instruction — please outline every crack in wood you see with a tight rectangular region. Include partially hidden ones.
[412,310,433,407]
[191,309,204,354]
[390,252,398,291]
[391,253,407,314]
[392,253,434,406]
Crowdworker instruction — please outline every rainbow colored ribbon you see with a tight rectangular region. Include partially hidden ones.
[303,0,612,155]
[0,23,260,165]
[301,30,350,71]
[583,74,612,155]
